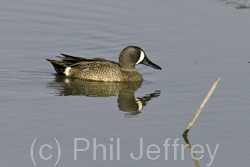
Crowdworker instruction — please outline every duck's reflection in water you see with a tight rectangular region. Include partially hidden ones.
[47,75,161,116]
[117,89,160,117]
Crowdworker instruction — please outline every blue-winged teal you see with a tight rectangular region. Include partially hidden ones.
[47,46,161,81]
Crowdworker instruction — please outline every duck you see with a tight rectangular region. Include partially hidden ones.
[46,46,161,82]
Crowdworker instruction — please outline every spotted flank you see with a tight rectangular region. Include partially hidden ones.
[46,46,161,82]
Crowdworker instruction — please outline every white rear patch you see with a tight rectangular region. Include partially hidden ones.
[64,78,70,84]
[64,67,72,76]
[135,51,145,64]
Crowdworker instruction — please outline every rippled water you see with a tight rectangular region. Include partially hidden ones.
[1,0,250,166]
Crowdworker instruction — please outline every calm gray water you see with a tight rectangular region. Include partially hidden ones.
[1,0,249,166]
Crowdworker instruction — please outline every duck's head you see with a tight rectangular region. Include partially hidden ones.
[119,46,162,70]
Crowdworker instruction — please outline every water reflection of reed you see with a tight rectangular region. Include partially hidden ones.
[47,75,161,116]
[182,136,201,167]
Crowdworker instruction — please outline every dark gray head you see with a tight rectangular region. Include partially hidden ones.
[118,46,162,70]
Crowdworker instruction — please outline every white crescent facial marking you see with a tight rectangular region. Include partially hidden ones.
[135,97,143,111]
[64,67,72,76]
[135,51,145,64]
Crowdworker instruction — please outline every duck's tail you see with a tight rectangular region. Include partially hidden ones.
[47,53,102,75]
[46,59,68,75]
[47,53,85,75]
